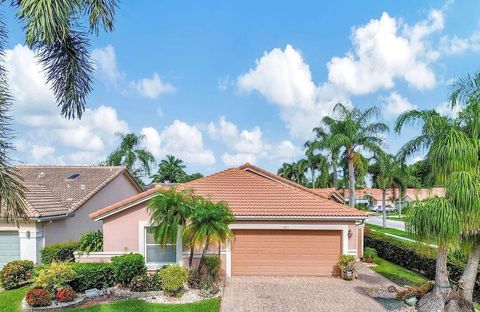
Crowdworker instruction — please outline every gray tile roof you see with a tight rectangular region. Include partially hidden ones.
[16,166,133,219]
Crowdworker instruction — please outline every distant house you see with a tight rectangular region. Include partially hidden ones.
[87,163,366,278]
[0,166,142,267]
[341,187,445,207]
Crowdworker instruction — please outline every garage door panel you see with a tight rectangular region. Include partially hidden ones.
[0,231,20,268]
[232,229,342,276]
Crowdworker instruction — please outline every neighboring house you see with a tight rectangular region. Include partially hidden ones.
[0,166,142,267]
[87,163,367,278]
[341,187,445,208]
[310,188,345,204]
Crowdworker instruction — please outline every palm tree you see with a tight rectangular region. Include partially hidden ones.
[278,162,296,181]
[0,1,117,223]
[303,143,331,188]
[406,196,460,311]
[277,161,308,185]
[147,188,195,267]
[326,103,388,207]
[308,117,343,189]
[189,199,234,273]
[151,155,187,183]
[373,153,406,227]
[106,133,155,185]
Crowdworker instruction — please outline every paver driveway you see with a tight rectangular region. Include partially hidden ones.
[221,264,395,312]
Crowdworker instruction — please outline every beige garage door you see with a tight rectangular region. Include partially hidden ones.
[231,229,342,276]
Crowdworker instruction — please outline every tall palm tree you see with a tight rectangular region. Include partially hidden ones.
[0,1,117,223]
[151,155,187,183]
[189,199,234,273]
[106,133,155,185]
[303,143,331,188]
[308,117,343,189]
[373,153,406,227]
[147,188,195,267]
[277,161,308,185]
[326,103,388,207]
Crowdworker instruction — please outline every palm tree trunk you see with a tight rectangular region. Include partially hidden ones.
[347,152,355,207]
[398,192,402,218]
[382,190,386,228]
[197,237,210,274]
[311,167,316,189]
[332,157,338,190]
[448,241,480,311]
[188,244,195,268]
[218,241,221,256]
[417,246,452,312]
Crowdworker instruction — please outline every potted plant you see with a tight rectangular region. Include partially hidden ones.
[338,255,357,280]
[363,247,377,263]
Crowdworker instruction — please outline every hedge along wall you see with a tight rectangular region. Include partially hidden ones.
[364,232,480,299]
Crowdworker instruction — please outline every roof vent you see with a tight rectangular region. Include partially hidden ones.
[38,172,45,179]
[65,173,80,181]
[80,184,86,190]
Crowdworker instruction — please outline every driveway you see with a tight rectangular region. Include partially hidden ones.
[367,214,405,230]
[221,264,397,312]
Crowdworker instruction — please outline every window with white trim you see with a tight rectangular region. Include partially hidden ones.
[145,227,176,264]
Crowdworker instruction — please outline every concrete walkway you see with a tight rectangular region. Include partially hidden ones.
[367,215,405,230]
[221,264,397,312]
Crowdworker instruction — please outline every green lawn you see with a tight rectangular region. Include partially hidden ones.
[371,257,428,287]
[386,215,406,221]
[366,223,413,240]
[0,287,220,312]
[0,286,30,312]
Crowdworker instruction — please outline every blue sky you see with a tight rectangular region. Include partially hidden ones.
[3,0,480,175]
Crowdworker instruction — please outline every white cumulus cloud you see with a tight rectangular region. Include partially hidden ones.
[130,73,176,99]
[141,120,215,166]
[381,92,417,119]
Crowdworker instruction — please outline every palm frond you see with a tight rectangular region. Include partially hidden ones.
[83,0,117,34]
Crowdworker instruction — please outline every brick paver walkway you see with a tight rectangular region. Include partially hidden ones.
[221,263,396,312]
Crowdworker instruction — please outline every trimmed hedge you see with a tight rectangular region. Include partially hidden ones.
[364,232,480,299]
[40,241,80,264]
[70,263,114,292]
[111,253,146,286]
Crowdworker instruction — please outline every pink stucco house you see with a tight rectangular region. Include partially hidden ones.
[0,166,141,266]
[87,163,367,278]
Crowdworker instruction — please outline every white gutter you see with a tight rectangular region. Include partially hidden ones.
[235,215,367,221]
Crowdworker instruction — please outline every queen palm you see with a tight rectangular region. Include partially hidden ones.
[106,133,155,185]
[326,103,388,207]
[0,1,117,222]
[189,199,234,273]
[277,161,308,185]
[147,188,196,266]
[151,155,187,183]
[373,153,406,227]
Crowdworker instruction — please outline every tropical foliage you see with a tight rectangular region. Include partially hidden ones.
[105,132,155,186]
[151,155,204,184]
[0,1,118,223]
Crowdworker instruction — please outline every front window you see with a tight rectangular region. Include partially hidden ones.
[145,227,176,264]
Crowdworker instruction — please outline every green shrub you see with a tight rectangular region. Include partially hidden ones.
[70,262,114,292]
[77,230,103,253]
[26,288,52,307]
[199,275,220,298]
[111,253,146,285]
[203,256,221,281]
[0,260,34,289]
[159,264,188,296]
[34,262,77,293]
[363,247,377,260]
[40,242,80,264]
[128,272,162,292]
[364,232,480,299]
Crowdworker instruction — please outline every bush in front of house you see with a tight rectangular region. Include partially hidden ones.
[34,262,76,293]
[56,286,76,303]
[40,241,80,264]
[70,262,114,292]
[128,272,162,292]
[111,253,146,286]
[0,260,34,289]
[77,230,103,254]
[203,255,221,281]
[25,288,52,307]
[159,264,188,296]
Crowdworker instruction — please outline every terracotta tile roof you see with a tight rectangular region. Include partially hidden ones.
[309,188,345,203]
[90,163,366,220]
[15,166,139,218]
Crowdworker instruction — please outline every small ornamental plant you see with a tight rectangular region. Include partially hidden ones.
[363,247,377,263]
[56,287,76,303]
[159,265,188,296]
[0,260,34,289]
[26,288,52,307]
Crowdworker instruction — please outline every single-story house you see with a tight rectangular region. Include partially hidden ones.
[341,187,445,208]
[88,163,367,278]
[0,166,141,266]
